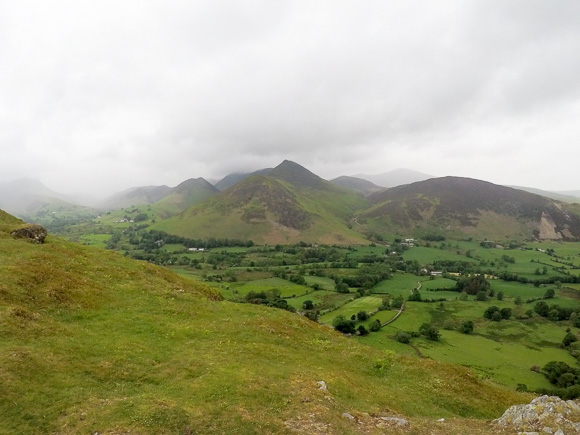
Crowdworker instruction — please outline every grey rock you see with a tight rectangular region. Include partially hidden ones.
[341,413,354,420]
[380,417,408,426]
[317,380,327,392]
[11,224,47,243]
[495,395,580,434]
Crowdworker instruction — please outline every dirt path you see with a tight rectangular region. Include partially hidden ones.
[381,302,405,327]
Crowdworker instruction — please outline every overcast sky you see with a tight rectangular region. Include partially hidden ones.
[1,1,580,197]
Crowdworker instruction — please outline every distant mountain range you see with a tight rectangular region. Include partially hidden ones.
[153,161,580,243]
[0,178,92,217]
[154,160,369,245]
[353,168,434,188]
[3,164,580,243]
[361,177,580,240]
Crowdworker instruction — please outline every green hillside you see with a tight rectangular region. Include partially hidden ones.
[154,161,370,245]
[361,177,580,240]
[0,210,530,433]
[152,177,219,218]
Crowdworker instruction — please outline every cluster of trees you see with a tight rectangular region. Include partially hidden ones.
[483,306,512,321]
[534,301,578,321]
[243,289,294,312]
[455,275,490,295]
[138,230,255,250]
[542,361,580,389]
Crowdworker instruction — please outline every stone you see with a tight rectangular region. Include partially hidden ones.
[437,418,445,422]
[317,380,327,392]
[11,224,47,243]
[494,395,580,434]
[341,413,355,420]
[379,417,408,426]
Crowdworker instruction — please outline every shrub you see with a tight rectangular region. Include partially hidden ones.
[461,320,474,334]
[332,315,356,334]
[419,323,441,341]
[475,291,488,301]
[369,319,381,332]
[302,300,314,310]
[391,296,404,309]
[484,306,500,319]
[356,311,370,322]
[395,331,411,343]
[357,325,369,336]
[491,311,502,322]
[563,332,578,347]
[500,307,512,320]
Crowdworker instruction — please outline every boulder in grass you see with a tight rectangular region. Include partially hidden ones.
[11,224,48,243]
[493,395,580,434]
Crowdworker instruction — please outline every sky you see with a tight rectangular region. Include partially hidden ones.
[1,0,580,197]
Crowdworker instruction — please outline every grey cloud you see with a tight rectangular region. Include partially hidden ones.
[0,1,579,195]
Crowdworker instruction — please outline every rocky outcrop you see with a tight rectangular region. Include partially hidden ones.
[493,395,580,434]
[11,224,48,243]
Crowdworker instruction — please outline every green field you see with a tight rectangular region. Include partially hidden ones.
[319,296,384,325]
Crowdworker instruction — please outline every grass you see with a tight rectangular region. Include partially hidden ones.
[0,229,532,433]
[363,298,578,391]
[319,296,384,325]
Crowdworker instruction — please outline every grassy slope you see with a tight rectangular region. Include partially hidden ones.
[0,220,532,433]
[155,175,369,245]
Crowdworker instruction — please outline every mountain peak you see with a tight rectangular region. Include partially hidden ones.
[269,160,327,189]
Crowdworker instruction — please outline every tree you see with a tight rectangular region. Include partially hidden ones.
[534,301,550,317]
[391,296,404,309]
[357,325,369,336]
[455,275,490,295]
[491,311,502,322]
[484,306,500,319]
[335,281,349,293]
[356,311,369,322]
[369,319,381,332]
[514,295,523,306]
[544,288,556,299]
[461,320,474,334]
[459,291,468,301]
[475,291,488,301]
[496,291,504,301]
[408,289,422,301]
[302,300,314,310]
[419,323,441,341]
[500,307,512,320]
[563,332,578,347]
[332,315,356,334]
[395,331,411,343]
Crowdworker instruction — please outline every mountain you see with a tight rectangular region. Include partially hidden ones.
[155,160,369,245]
[101,184,172,209]
[360,176,580,240]
[556,190,580,199]
[0,178,86,216]
[330,175,384,195]
[354,168,434,187]
[0,209,527,433]
[152,177,219,218]
[509,186,580,204]
[214,167,273,191]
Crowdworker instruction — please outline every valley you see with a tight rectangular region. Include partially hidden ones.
[3,161,580,433]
